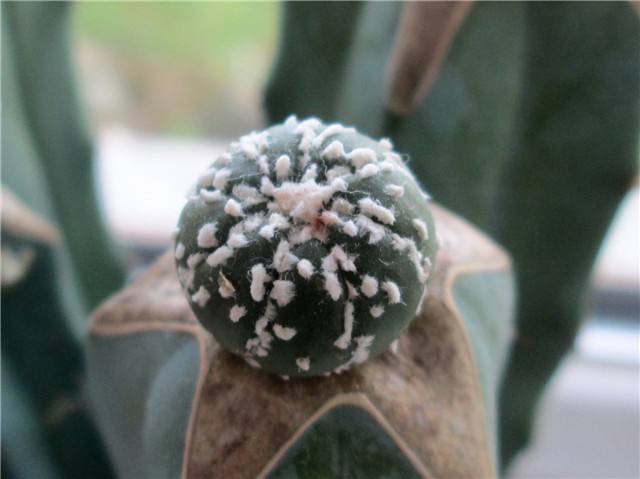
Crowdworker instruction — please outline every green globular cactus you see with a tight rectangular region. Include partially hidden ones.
[174,117,438,377]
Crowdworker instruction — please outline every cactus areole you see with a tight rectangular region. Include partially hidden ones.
[174,117,438,377]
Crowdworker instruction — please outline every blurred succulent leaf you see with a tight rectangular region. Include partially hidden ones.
[4,1,125,310]
[492,2,640,470]
[264,1,364,124]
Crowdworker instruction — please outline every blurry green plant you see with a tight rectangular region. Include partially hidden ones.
[266,1,639,472]
[2,0,638,477]
[2,2,124,477]
[72,1,278,137]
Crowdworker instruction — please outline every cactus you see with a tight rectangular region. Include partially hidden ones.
[174,117,438,377]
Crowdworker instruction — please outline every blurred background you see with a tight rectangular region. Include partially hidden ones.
[70,3,638,478]
[73,1,278,139]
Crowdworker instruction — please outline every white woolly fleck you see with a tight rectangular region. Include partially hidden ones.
[330,178,348,193]
[270,280,295,307]
[224,199,243,217]
[191,286,211,308]
[259,225,275,240]
[273,324,297,341]
[331,245,357,272]
[217,152,232,165]
[255,345,270,357]
[232,185,266,206]
[271,179,344,223]
[284,115,299,127]
[406,240,426,281]
[370,305,385,318]
[346,281,359,299]
[356,215,386,244]
[296,357,310,371]
[389,339,399,354]
[260,176,276,195]
[197,168,216,188]
[229,305,247,322]
[175,242,185,260]
[323,272,342,301]
[258,155,270,174]
[213,169,231,190]
[200,189,223,203]
[187,253,205,270]
[242,130,270,153]
[298,153,311,172]
[197,223,218,248]
[250,312,274,356]
[263,301,278,321]
[391,233,409,251]
[379,138,393,149]
[358,198,395,225]
[347,147,377,167]
[250,264,271,302]
[295,117,322,132]
[227,233,248,248]
[382,281,402,304]
[240,142,259,160]
[228,221,244,237]
[218,272,236,298]
[255,316,269,336]
[206,246,234,267]
[322,140,346,160]
[384,184,405,198]
[334,302,355,349]
[361,275,379,298]
[322,254,338,273]
[326,166,351,183]
[288,225,314,245]
[300,164,318,182]
[296,259,315,279]
[269,212,290,230]
[272,240,299,273]
[352,335,375,364]
[177,266,195,291]
[275,154,291,180]
[379,161,398,173]
[296,119,321,153]
[242,213,265,232]
[312,124,354,148]
[319,211,343,226]
[245,356,261,369]
[342,221,358,237]
[358,164,380,178]
[412,218,429,240]
[331,198,354,215]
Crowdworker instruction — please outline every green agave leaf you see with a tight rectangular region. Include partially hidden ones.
[87,333,201,479]
[1,360,63,479]
[492,2,640,470]
[4,1,125,310]
[266,404,423,479]
[338,1,526,229]
[264,1,364,124]
[2,3,126,477]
